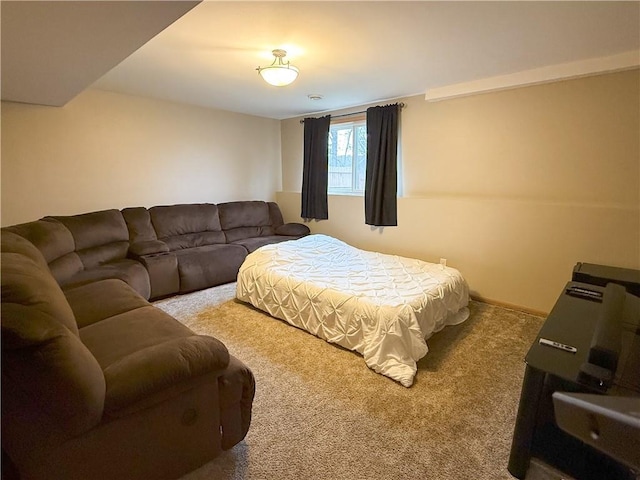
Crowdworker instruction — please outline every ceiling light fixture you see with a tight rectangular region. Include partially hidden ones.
[256,49,299,87]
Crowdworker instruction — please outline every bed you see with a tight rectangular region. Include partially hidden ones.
[236,234,470,387]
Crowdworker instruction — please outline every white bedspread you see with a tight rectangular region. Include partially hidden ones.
[236,234,469,387]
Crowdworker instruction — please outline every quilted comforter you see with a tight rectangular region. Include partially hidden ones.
[236,234,469,387]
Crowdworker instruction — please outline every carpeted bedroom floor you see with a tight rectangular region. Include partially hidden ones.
[154,283,546,480]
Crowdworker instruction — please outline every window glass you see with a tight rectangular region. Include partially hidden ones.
[328,121,366,195]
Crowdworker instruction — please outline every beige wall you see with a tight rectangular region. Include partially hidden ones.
[1,89,282,226]
[2,71,638,312]
[278,70,640,313]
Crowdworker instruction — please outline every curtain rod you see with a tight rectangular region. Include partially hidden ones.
[299,102,405,124]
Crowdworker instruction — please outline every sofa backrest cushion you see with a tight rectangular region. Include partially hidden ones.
[3,219,83,283]
[267,202,285,228]
[1,228,50,270]
[121,207,158,243]
[218,201,275,242]
[51,210,129,269]
[218,201,271,230]
[1,232,79,336]
[149,204,225,250]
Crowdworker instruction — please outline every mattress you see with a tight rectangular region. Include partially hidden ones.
[236,234,469,387]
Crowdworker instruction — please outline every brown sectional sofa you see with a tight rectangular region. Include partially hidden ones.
[5,200,307,301]
[1,200,309,480]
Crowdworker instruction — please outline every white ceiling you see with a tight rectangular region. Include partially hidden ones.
[3,2,640,119]
[1,1,200,106]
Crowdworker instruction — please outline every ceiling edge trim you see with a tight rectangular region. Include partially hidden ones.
[424,50,640,102]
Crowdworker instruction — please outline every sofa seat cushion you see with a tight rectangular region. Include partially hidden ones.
[231,235,298,253]
[60,259,151,301]
[174,244,247,293]
[224,225,275,243]
[80,306,191,367]
[162,232,226,251]
[79,306,229,415]
[64,279,149,329]
[275,223,310,236]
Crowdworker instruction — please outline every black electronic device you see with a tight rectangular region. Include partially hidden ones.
[508,263,640,480]
[573,262,640,297]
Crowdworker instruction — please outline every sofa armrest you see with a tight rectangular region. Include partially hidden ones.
[218,355,256,449]
[1,304,106,440]
[274,223,310,236]
[128,240,170,257]
[103,335,229,415]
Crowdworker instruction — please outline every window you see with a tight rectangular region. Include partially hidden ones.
[327,120,367,195]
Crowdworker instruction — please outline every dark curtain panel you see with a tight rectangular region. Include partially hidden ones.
[301,115,331,220]
[365,104,399,226]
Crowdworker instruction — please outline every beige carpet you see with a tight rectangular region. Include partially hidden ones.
[155,283,545,480]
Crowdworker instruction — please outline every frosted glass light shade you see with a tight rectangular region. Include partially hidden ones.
[258,64,299,86]
[256,49,299,87]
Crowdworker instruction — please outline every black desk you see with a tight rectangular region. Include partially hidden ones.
[508,281,640,479]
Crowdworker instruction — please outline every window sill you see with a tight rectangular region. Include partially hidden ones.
[328,192,363,197]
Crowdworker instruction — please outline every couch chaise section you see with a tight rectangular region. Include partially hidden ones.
[218,200,310,252]
[1,231,255,480]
